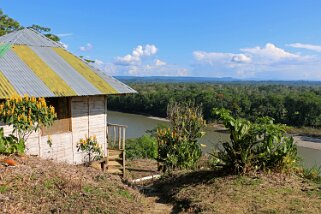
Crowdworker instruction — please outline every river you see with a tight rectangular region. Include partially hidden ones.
[108,111,321,168]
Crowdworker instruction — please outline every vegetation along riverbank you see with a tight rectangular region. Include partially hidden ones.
[109,82,321,132]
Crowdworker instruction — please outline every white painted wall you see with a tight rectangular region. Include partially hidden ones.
[0,96,108,164]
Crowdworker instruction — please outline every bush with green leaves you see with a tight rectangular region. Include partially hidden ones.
[77,135,102,163]
[212,108,297,174]
[0,127,24,155]
[0,95,56,144]
[0,95,56,155]
[126,135,158,160]
[157,102,206,172]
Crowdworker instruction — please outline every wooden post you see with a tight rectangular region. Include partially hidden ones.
[113,126,116,148]
[122,128,125,150]
[118,127,121,150]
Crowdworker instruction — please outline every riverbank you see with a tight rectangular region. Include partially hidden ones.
[294,136,321,150]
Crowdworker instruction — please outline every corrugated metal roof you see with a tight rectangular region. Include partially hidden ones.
[0,49,55,97]
[0,28,136,98]
[0,28,62,48]
[31,46,101,95]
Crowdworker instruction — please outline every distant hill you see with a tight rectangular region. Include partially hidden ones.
[114,76,321,86]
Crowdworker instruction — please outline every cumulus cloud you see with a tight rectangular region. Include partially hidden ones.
[287,43,321,52]
[193,51,251,65]
[79,43,93,51]
[89,44,187,76]
[115,44,158,65]
[155,59,167,66]
[240,43,298,60]
[58,41,68,49]
[193,43,321,80]
[56,33,73,37]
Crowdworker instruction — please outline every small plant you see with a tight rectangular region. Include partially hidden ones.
[0,95,56,153]
[212,108,297,174]
[0,127,24,155]
[157,102,206,172]
[77,135,102,163]
[303,165,321,182]
[126,135,158,160]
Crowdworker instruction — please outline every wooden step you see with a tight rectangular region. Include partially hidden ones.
[108,154,122,161]
[108,160,123,167]
[108,149,123,156]
[107,166,123,174]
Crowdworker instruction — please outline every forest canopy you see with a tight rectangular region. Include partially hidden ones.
[108,82,321,128]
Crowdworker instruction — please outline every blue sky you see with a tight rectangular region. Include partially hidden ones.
[2,0,321,80]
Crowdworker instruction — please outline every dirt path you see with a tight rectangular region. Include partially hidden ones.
[144,196,173,214]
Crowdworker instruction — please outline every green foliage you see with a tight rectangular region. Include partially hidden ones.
[0,9,21,36]
[77,135,102,163]
[303,165,321,183]
[126,135,158,160]
[108,82,321,128]
[157,103,206,172]
[211,108,298,174]
[29,25,60,42]
[0,95,57,144]
[0,128,24,155]
[0,10,60,41]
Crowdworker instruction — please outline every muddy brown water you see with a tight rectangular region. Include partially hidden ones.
[108,111,321,168]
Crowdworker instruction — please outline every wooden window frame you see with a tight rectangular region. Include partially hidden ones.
[41,97,72,136]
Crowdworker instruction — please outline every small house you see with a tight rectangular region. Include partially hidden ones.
[0,28,135,173]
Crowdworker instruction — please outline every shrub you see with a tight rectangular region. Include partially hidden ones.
[0,95,56,146]
[77,135,102,163]
[126,134,158,160]
[302,165,321,183]
[0,127,24,155]
[211,108,297,174]
[157,102,206,172]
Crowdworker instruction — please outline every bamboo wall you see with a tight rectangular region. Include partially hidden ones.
[0,95,107,164]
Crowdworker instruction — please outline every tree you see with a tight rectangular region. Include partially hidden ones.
[0,10,60,41]
[0,95,57,144]
[0,9,22,36]
[157,102,206,172]
[29,24,60,42]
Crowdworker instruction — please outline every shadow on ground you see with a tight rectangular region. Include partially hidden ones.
[138,169,228,214]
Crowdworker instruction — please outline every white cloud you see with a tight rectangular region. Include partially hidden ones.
[114,44,158,65]
[155,59,167,66]
[58,41,68,49]
[94,59,104,66]
[240,43,298,61]
[193,51,251,65]
[231,54,252,63]
[192,43,321,80]
[56,33,73,37]
[79,43,93,51]
[288,43,321,52]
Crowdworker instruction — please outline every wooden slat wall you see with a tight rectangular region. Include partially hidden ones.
[71,96,107,164]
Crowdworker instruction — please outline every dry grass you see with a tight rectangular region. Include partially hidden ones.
[0,155,150,214]
[151,170,321,213]
[126,159,159,181]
